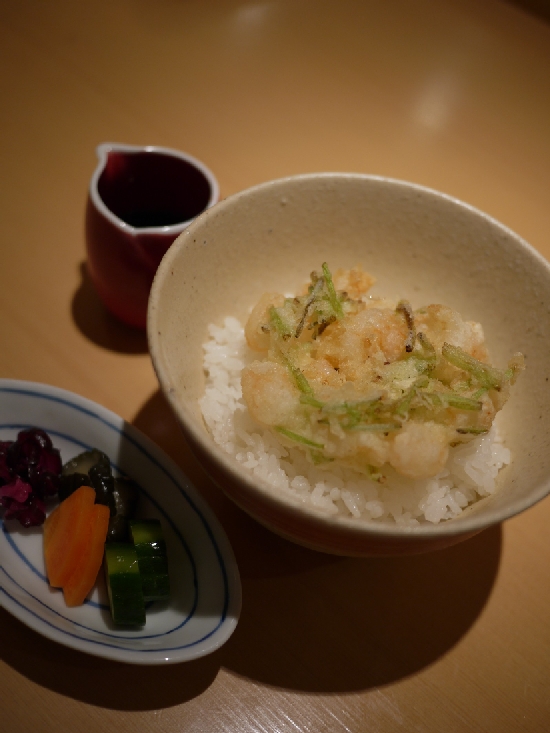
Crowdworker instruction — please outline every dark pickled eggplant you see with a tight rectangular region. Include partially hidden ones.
[58,472,91,502]
[59,449,111,501]
[59,449,115,512]
[59,448,139,540]
[106,476,140,541]
[107,513,129,542]
[89,462,116,516]
[113,477,139,518]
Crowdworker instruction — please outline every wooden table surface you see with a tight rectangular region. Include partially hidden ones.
[2,1,550,731]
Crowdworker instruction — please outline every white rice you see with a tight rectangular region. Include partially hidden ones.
[199,316,511,526]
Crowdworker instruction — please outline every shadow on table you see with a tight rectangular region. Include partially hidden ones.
[0,388,502,710]
[131,389,503,693]
[504,0,550,23]
[220,522,501,692]
[71,262,148,354]
[0,606,222,709]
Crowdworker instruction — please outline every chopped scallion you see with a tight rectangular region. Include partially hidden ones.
[322,262,344,319]
[423,392,483,411]
[274,426,325,449]
[456,427,489,435]
[269,306,293,338]
[299,394,325,409]
[442,343,504,390]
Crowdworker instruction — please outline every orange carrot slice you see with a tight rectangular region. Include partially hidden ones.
[44,485,96,588]
[43,503,61,546]
[63,503,110,607]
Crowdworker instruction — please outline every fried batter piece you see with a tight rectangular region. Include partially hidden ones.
[241,264,524,480]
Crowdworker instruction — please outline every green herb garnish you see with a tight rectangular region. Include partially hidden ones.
[274,427,325,449]
[442,343,505,390]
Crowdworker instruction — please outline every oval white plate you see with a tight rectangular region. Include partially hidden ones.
[0,379,241,664]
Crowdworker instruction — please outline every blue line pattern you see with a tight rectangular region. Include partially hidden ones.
[0,382,236,659]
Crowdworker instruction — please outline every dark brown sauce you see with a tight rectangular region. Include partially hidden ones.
[97,150,212,228]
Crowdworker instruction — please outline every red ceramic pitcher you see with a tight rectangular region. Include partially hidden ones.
[86,143,219,329]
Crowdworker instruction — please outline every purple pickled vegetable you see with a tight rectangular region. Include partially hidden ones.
[4,493,46,527]
[0,441,14,485]
[0,476,32,504]
[0,428,61,528]
[31,470,61,499]
[7,428,61,480]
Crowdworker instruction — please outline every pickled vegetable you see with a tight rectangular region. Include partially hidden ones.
[0,428,62,527]
[44,485,97,588]
[107,477,139,541]
[61,448,110,477]
[128,519,170,601]
[62,503,110,607]
[58,449,109,502]
[59,449,139,538]
[104,543,146,626]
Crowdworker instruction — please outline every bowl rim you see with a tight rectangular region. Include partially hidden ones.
[148,171,550,542]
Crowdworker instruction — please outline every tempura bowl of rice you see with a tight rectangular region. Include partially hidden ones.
[148,173,550,556]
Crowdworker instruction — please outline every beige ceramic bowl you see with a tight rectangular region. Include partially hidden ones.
[148,173,550,556]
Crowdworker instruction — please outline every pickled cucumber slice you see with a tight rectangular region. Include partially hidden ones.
[62,449,110,477]
[128,520,170,601]
[103,543,146,626]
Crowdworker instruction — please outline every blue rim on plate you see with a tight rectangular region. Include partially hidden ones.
[0,379,241,664]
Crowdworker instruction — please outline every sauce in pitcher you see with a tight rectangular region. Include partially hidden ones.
[97,149,213,229]
[86,143,219,329]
